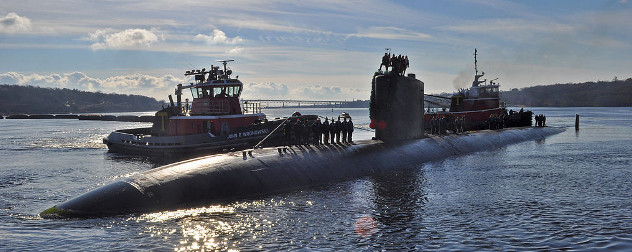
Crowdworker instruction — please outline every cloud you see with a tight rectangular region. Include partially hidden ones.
[101,74,177,90]
[88,28,163,50]
[441,19,574,34]
[0,72,100,90]
[243,82,289,99]
[0,72,182,99]
[226,46,245,54]
[0,13,32,33]
[219,18,329,34]
[347,26,432,41]
[291,85,367,100]
[194,29,243,44]
[241,82,367,100]
[0,72,22,84]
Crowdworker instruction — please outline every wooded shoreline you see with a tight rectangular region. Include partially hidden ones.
[2,78,631,115]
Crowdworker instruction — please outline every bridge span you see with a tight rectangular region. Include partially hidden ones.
[242,99,351,108]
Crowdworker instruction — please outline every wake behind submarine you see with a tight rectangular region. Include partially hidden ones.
[41,68,564,218]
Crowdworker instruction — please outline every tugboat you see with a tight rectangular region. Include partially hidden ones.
[423,49,531,132]
[103,60,313,156]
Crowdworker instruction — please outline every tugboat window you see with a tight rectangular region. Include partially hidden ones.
[190,88,199,99]
[213,87,226,97]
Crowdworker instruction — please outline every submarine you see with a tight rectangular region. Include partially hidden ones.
[41,73,564,218]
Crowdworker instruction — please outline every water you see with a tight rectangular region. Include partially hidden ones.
[1,107,632,251]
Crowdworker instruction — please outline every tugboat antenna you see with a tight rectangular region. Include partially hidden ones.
[216,59,234,78]
[474,48,478,76]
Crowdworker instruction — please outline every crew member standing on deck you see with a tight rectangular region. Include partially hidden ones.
[335,118,342,143]
[341,118,349,143]
[303,119,311,146]
[294,119,303,145]
[390,54,398,74]
[379,52,390,72]
[312,119,321,145]
[322,118,330,144]
[283,120,293,146]
[404,56,409,75]
[329,118,336,144]
[440,116,447,135]
[454,117,460,133]
[347,118,354,143]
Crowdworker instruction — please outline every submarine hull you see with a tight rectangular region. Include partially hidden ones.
[41,126,564,218]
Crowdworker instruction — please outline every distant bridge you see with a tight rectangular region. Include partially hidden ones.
[242,99,351,108]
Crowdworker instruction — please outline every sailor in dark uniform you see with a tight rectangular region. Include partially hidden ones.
[347,118,354,143]
[440,116,447,135]
[341,118,349,143]
[403,56,409,75]
[391,55,399,74]
[322,118,330,144]
[329,118,336,144]
[294,119,303,145]
[379,53,390,71]
[335,118,343,143]
[535,114,541,127]
[454,117,461,133]
[312,119,321,145]
[303,119,311,146]
[283,120,293,146]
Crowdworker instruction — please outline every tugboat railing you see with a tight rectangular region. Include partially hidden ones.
[242,102,261,114]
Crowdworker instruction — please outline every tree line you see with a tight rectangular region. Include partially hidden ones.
[0,85,164,114]
[500,78,632,107]
[2,77,630,115]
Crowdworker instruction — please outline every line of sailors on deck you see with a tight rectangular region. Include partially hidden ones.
[488,114,506,130]
[379,53,409,76]
[283,117,354,146]
[429,113,509,134]
[430,115,466,135]
[535,114,546,127]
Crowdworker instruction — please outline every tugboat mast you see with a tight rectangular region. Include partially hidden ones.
[474,48,478,77]
[472,48,485,87]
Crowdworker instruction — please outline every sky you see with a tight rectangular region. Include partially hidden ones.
[1,0,631,101]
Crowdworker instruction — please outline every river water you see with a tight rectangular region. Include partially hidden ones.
[1,107,631,251]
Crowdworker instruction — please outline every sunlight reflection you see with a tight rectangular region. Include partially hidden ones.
[133,201,295,251]
[137,205,236,223]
